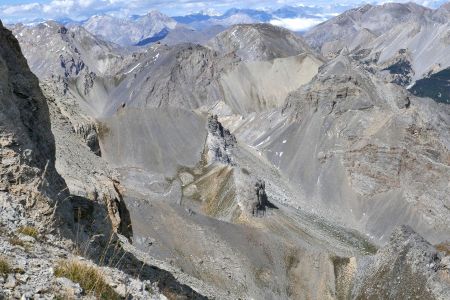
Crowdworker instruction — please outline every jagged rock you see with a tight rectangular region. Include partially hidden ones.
[252,179,278,216]
[207,115,237,165]
[4,274,16,289]
[352,226,450,299]
[179,172,194,186]
[55,277,83,297]
[11,21,124,115]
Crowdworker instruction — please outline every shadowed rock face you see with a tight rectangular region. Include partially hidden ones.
[252,179,278,216]
[411,67,450,104]
[0,21,69,222]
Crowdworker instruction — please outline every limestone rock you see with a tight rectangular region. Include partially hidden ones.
[352,226,450,299]
[207,114,237,165]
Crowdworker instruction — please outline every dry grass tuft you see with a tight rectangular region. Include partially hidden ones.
[17,226,38,239]
[54,260,121,300]
[0,257,11,275]
[9,236,27,247]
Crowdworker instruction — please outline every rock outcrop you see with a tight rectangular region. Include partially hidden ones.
[0,20,70,229]
[207,114,237,165]
[352,226,450,299]
[252,179,277,216]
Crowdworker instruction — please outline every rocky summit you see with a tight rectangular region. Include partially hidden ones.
[1,1,450,299]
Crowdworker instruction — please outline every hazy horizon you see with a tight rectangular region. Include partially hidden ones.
[1,0,448,24]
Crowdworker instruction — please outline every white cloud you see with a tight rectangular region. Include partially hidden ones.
[43,0,75,14]
[79,0,96,7]
[270,17,324,32]
[3,3,41,15]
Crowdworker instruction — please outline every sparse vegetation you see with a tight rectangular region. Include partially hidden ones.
[0,257,11,276]
[436,242,450,256]
[17,226,38,239]
[54,260,121,300]
[9,236,26,247]
[9,235,33,252]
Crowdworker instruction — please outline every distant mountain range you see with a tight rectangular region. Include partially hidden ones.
[8,5,356,47]
[171,5,354,31]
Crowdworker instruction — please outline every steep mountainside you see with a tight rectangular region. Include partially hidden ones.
[305,3,432,52]
[0,20,211,299]
[0,20,68,222]
[4,13,450,299]
[12,21,123,79]
[229,54,450,244]
[305,2,450,96]
[209,23,316,61]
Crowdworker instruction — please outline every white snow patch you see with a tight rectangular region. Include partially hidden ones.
[255,136,271,147]
[125,63,141,74]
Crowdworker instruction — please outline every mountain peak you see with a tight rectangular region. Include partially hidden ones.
[209,23,316,61]
[82,11,176,46]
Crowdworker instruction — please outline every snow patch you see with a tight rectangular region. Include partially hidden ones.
[125,63,141,74]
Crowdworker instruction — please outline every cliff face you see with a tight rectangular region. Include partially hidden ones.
[0,21,56,189]
[0,20,71,230]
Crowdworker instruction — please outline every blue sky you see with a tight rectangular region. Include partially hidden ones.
[0,0,447,24]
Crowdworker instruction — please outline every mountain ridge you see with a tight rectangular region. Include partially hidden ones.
[1,3,450,298]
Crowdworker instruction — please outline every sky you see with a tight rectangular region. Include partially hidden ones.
[0,0,448,24]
